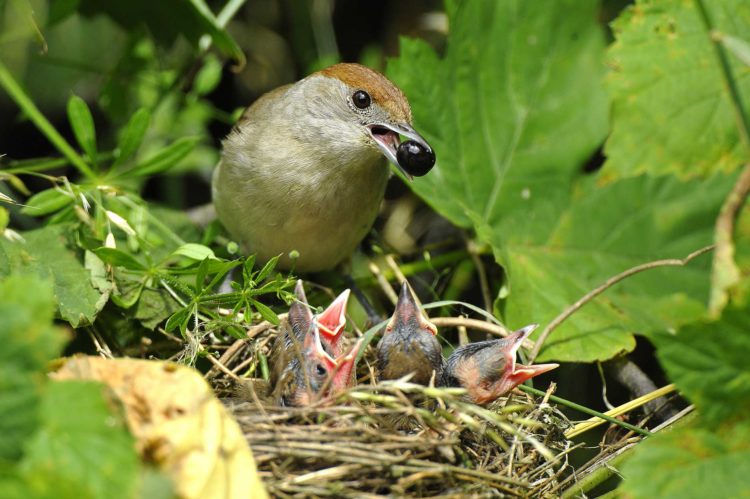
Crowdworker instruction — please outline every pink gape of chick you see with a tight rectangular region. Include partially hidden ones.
[442,324,559,405]
[270,281,360,407]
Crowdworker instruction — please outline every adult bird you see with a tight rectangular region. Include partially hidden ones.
[213,63,435,272]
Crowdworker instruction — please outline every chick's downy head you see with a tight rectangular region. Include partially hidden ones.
[376,282,443,385]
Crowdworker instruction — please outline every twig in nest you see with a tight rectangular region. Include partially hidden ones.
[369,260,399,305]
[529,245,714,362]
[711,163,750,313]
[202,347,242,381]
[430,317,520,346]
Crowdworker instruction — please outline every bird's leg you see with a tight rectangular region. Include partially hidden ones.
[342,273,383,326]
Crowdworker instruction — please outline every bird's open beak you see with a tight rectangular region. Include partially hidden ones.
[330,337,363,390]
[497,324,558,392]
[315,289,350,345]
[368,123,433,180]
[386,282,438,336]
[307,326,362,392]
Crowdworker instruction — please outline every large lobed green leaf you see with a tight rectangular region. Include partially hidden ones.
[388,0,608,230]
[16,381,141,499]
[0,275,65,462]
[654,304,750,425]
[0,274,168,498]
[0,224,107,327]
[490,173,732,361]
[619,302,750,497]
[389,0,733,361]
[604,0,750,180]
[621,423,750,499]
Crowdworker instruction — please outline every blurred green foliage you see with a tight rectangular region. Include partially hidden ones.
[1,0,750,497]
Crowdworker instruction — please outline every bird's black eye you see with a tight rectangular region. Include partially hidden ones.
[315,364,327,377]
[352,90,371,109]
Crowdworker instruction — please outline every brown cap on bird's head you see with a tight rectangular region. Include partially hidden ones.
[320,63,412,124]
[444,324,558,405]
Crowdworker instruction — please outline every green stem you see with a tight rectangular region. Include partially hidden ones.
[561,446,632,499]
[694,0,750,149]
[2,151,116,174]
[518,385,652,438]
[0,59,96,180]
[119,196,185,247]
[560,410,697,498]
[215,0,246,28]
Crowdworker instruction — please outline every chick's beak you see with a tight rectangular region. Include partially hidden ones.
[496,324,558,393]
[315,289,350,346]
[368,123,433,180]
[386,282,437,336]
[288,280,313,335]
[330,337,363,390]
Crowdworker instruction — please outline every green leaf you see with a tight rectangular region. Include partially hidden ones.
[134,287,181,330]
[205,259,242,291]
[620,423,750,499]
[387,0,608,228]
[114,107,151,166]
[186,0,245,66]
[66,95,97,164]
[171,243,217,262]
[0,225,107,327]
[48,0,81,25]
[491,173,732,362]
[193,55,222,96]
[20,188,74,216]
[110,272,145,309]
[165,306,192,334]
[0,274,65,461]
[0,207,8,231]
[604,0,750,180]
[19,381,140,499]
[654,303,750,425]
[4,173,31,196]
[93,247,147,271]
[251,299,279,326]
[242,254,256,284]
[255,254,279,283]
[128,136,200,177]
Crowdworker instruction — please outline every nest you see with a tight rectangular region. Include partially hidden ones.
[211,322,572,498]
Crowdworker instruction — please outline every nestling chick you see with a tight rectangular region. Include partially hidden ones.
[272,323,362,407]
[376,282,444,385]
[213,63,435,272]
[442,324,559,405]
[269,280,350,389]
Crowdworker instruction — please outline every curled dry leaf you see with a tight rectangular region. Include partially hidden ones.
[52,356,267,499]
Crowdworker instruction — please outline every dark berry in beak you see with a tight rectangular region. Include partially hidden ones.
[397,140,435,177]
